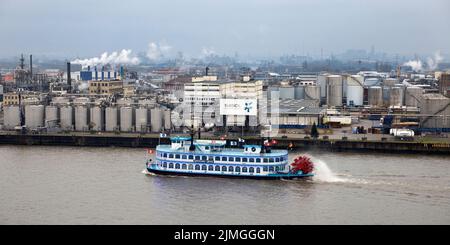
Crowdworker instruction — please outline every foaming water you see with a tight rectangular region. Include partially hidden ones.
[312,158,348,183]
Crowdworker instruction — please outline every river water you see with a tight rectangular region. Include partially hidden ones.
[0,145,449,224]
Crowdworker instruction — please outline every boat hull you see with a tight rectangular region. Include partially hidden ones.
[146,167,313,180]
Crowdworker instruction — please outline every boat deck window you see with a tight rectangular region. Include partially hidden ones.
[242,158,248,163]
[249,167,254,173]
[236,166,241,172]
[195,156,200,160]
[188,164,193,170]
[188,155,194,160]
[182,155,187,159]
[182,164,187,169]
[221,166,227,172]
[221,157,227,161]
[269,166,274,171]
[263,158,268,163]
[269,158,274,163]
[256,168,261,173]
[175,163,180,169]
[235,157,241,162]
[242,167,248,173]
[256,158,261,163]
[208,165,214,171]
[163,153,167,158]
[202,165,207,170]
[169,154,174,159]
[175,154,180,159]
[202,156,207,161]
[228,166,234,172]
[169,163,174,168]
[249,158,255,163]
[229,157,234,161]
[195,165,200,170]
[263,166,268,171]
[163,162,167,168]
[215,166,220,171]
[215,156,220,161]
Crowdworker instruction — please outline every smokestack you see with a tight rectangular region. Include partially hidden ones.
[206,67,209,76]
[120,66,124,79]
[101,66,104,80]
[95,66,98,80]
[29,55,33,78]
[88,65,90,71]
[67,62,71,92]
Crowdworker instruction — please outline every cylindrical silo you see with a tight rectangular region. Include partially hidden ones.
[279,86,295,99]
[294,85,305,99]
[75,106,89,131]
[346,75,364,106]
[382,86,391,107]
[150,107,163,132]
[267,86,279,99]
[51,97,70,106]
[368,86,383,107]
[135,107,148,132]
[304,85,321,100]
[105,107,118,131]
[383,78,398,87]
[317,74,327,98]
[405,87,423,107]
[365,78,381,86]
[326,75,343,107]
[117,98,134,107]
[163,109,171,130]
[90,106,104,131]
[389,86,404,106]
[120,107,134,132]
[3,106,21,129]
[73,97,90,106]
[25,105,44,129]
[60,106,73,130]
[45,106,58,128]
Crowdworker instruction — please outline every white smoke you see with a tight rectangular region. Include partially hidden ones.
[72,49,140,68]
[403,60,423,72]
[146,41,172,60]
[426,51,443,71]
[201,47,216,57]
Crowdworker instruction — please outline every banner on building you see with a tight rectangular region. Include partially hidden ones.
[219,99,257,116]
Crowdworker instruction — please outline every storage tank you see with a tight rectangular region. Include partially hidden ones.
[368,86,383,107]
[120,107,134,132]
[405,87,423,107]
[383,78,398,87]
[326,75,343,107]
[51,97,70,106]
[135,107,148,132]
[138,99,155,108]
[279,86,295,99]
[304,85,321,100]
[75,106,89,131]
[150,108,163,132]
[382,86,391,106]
[22,97,40,105]
[389,86,404,106]
[163,109,172,130]
[105,107,118,131]
[73,97,90,106]
[117,98,134,107]
[90,106,104,131]
[346,75,364,106]
[25,105,44,129]
[45,106,58,128]
[267,86,279,99]
[3,106,21,129]
[294,86,305,99]
[365,78,381,86]
[60,106,73,130]
[317,74,327,98]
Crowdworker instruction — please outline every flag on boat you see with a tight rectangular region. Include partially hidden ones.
[160,133,168,138]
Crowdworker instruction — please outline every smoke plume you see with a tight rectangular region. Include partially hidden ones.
[403,60,423,72]
[146,42,172,60]
[426,51,443,71]
[72,49,140,68]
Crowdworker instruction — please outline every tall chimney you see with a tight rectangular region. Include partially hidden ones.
[206,67,209,76]
[29,55,33,78]
[67,62,71,92]
[95,66,98,80]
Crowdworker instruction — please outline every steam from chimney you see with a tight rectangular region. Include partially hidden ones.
[426,51,443,71]
[71,49,140,68]
[403,60,423,72]
[146,41,172,60]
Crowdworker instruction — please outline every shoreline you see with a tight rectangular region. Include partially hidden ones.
[1,132,449,155]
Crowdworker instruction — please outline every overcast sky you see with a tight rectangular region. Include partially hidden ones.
[0,0,449,59]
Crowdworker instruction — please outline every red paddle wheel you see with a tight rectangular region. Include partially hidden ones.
[290,155,314,174]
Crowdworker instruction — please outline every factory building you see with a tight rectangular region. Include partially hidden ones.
[439,73,450,97]
[88,80,123,95]
[420,93,450,128]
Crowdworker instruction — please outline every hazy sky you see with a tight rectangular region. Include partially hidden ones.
[1,0,449,59]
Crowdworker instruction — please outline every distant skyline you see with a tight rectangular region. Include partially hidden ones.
[1,0,449,60]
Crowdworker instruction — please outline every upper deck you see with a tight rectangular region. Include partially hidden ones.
[156,144,288,157]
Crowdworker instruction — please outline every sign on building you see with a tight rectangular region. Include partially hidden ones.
[220,99,257,116]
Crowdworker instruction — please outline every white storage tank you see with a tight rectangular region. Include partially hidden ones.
[346,75,364,106]
[150,108,163,132]
[389,86,404,106]
[3,106,21,129]
[51,97,70,106]
[383,78,398,87]
[294,86,305,100]
[365,78,381,86]
[105,107,118,131]
[75,106,89,131]
[368,86,383,107]
[317,74,327,98]
[164,109,172,130]
[25,105,44,129]
[60,106,73,130]
[45,106,59,128]
[135,107,148,132]
[405,87,423,107]
[73,97,90,106]
[120,107,134,132]
[279,86,295,99]
[326,75,343,107]
[304,85,321,100]
[90,106,104,131]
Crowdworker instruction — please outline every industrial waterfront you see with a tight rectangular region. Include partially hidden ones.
[0,145,448,224]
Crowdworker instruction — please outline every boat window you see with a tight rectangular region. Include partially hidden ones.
[256,167,261,173]
[269,166,274,172]
[163,162,167,168]
[269,158,274,163]
[215,156,220,161]
[163,153,167,158]
[195,165,200,170]
[235,166,241,172]
[188,164,193,170]
[263,166,268,171]
[221,157,227,161]
[182,164,187,169]
[275,157,280,162]
[188,155,194,160]
[202,156,207,161]
[195,156,200,160]
[242,167,248,173]
[175,154,180,159]
[229,157,234,161]
[249,167,254,173]
[169,163,174,168]
[228,166,234,172]
[208,165,214,171]
[256,158,261,163]
[249,158,255,163]
[277,166,283,171]
[201,165,207,171]
[175,163,180,169]
[168,154,173,159]
[263,158,268,163]
[221,166,227,172]
[235,157,241,162]
[205,146,210,150]
[242,158,248,163]
[182,155,187,159]
[215,166,220,171]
